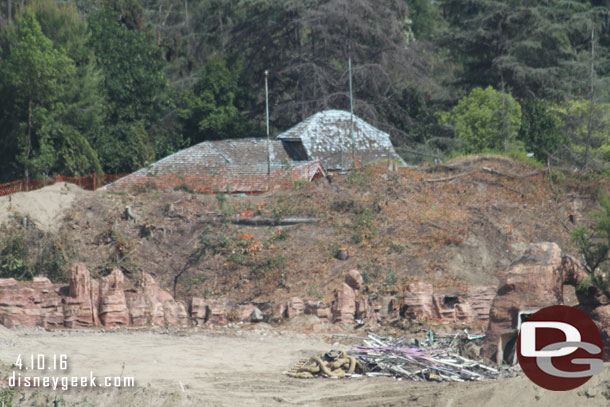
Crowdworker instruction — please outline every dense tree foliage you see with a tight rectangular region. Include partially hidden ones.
[571,195,610,302]
[179,57,262,144]
[440,0,604,99]
[518,99,564,162]
[440,87,522,153]
[3,0,610,181]
[0,7,88,182]
[88,3,171,173]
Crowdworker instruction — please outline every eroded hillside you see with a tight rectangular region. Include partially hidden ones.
[1,155,602,315]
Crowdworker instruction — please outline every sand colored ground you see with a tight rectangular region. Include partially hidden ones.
[0,182,88,232]
[0,327,608,407]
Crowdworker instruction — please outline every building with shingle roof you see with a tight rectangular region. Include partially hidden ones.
[278,110,406,170]
[101,138,323,193]
[103,110,405,193]
[131,138,296,178]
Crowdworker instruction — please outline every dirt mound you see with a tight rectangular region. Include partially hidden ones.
[0,182,88,232]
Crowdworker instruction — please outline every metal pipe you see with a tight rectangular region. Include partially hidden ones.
[349,56,354,167]
[265,70,270,176]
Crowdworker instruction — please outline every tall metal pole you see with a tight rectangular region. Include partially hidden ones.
[265,70,270,176]
[349,56,354,168]
[585,28,595,171]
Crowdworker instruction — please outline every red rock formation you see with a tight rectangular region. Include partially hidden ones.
[466,286,497,322]
[162,299,188,326]
[328,270,372,324]
[285,297,305,318]
[589,305,610,360]
[189,297,208,325]
[206,299,233,324]
[64,262,99,328]
[481,242,610,362]
[402,282,439,320]
[0,263,188,329]
[33,277,64,327]
[126,273,187,327]
[400,282,495,326]
[0,277,63,328]
[99,268,129,327]
[237,304,256,321]
[331,283,356,323]
[482,242,566,361]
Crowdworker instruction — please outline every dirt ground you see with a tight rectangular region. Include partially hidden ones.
[0,327,609,407]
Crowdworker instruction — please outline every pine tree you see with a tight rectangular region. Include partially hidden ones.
[0,9,76,182]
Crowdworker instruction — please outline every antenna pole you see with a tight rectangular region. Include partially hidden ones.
[349,56,354,168]
[265,70,270,176]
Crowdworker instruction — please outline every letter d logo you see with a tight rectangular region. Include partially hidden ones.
[520,321,580,357]
[517,305,603,391]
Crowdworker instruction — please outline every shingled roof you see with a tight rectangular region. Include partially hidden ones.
[102,138,325,193]
[277,110,406,170]
[129,138,296,178]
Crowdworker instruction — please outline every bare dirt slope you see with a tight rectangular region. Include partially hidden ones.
[1,156,604,308]
[1,328,609,407]
[34,155,601,306]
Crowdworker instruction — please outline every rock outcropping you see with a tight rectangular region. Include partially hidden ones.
[331,270,363,323]
[0,262,498,331]
[483,242,610,362]
[482,242,566,361]
[0,263,188,328]
[401,283,495,326]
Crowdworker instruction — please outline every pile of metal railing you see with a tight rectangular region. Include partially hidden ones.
[348,332,517,382]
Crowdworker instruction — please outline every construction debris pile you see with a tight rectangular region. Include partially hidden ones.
[287,331,519,382]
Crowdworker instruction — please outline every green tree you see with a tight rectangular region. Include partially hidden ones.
[0,2,104,180]
[231,0,432,140]
[439,0,605,100]
[440,86,522,153]
[406,0,444,40]
[552,99,610,169]
[179,57,261,143]
[88,3,172,173]
[571,195,610,303]
[518,99,564,162]
[29,0,104,176]
[0,9,76,182]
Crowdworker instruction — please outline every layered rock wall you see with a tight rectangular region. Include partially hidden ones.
[0,264,497,330]
[0,263,188,328]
